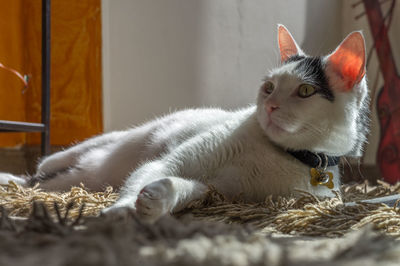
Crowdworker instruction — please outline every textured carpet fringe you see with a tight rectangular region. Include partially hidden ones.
[1,180,400,237]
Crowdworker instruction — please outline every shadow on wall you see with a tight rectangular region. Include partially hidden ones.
[302,0,343,55]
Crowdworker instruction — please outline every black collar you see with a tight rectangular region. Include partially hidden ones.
[287,150,340,168]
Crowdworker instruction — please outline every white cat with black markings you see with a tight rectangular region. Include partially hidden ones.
[1,25,369,223]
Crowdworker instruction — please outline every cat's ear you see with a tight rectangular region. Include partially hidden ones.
[326,31,366,91]
[277,24,304,62]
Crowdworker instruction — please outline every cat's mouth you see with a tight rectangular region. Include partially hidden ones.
[266,120,287,134]
[266,116,301,135]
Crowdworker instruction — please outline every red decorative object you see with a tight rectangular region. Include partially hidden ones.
[363,0,400,183]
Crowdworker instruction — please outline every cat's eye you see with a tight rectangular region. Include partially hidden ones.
[262,81,274,94]
[298,84,316,98]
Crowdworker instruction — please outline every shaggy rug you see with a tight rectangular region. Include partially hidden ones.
[0,181,400,266]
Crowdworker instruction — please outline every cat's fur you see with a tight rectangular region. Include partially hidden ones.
[0,25,370,223]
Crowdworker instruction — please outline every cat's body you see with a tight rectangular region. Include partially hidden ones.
[37,105,338,197]
[35,108,234,191]
[0,25,370,222]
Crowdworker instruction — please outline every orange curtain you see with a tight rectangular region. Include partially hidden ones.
[0,0,103,147]
[0,0,26,146]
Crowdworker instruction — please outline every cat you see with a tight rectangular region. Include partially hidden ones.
[0,25,370,223]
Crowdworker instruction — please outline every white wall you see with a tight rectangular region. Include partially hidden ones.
[102,0,343,131]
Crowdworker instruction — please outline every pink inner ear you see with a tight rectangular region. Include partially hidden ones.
[328,32,366,91]
[278,26,299,62]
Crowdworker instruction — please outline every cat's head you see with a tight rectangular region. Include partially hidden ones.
[256,25,370,157]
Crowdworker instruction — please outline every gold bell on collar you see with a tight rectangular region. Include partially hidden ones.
[310,167,334,189]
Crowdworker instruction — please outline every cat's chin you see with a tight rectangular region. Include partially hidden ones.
[263,121,295,146]
[265,121,287,135]
[264,122,306,150]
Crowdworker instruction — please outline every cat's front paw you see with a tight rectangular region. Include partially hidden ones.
[135,178,175,223]
[101,205,134,221]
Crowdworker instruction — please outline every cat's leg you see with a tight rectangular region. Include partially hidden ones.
[37,167,94,191]
[102,161,207,223]
[0,173,27,185]
[108,177,207,223]
[36,123,169,191]
[137,177,206,222]
[36,130,129,177]
[34,120,161,188]
[37,143,136,191]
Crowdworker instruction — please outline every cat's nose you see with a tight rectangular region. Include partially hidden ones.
[265,103,279,114]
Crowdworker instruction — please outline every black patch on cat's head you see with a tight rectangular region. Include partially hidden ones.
[284,55,306,63]
[286,55,334,102]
